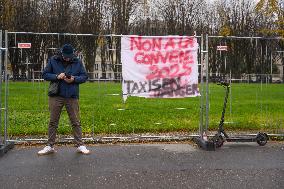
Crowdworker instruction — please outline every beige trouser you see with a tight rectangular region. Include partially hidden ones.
[47,96,83,147]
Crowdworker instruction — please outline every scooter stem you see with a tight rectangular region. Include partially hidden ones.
[218,82,230,137]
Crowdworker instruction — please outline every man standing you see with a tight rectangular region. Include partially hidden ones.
[38,44,90,155]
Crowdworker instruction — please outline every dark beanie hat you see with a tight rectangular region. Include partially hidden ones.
[61,44,74,59]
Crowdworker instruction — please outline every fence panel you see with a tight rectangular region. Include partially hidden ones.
[207,36,283,134]
[5,32,284,141]
[6,32,204,140]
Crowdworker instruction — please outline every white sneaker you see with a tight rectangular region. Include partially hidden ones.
[37,146,55,155]
[77,145,90,155]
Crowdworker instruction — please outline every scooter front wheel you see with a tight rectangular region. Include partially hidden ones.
[256,133,268,146]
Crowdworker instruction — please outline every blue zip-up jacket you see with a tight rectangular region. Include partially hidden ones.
[42,55,88,99]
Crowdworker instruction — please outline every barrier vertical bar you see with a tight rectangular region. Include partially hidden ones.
[199,35,204,137]
[0,30,2,145]
[0,30,14,157]
[193,34,215,151]
[4,30,9,144]
[229,68,232,117]
[205,34,209,132]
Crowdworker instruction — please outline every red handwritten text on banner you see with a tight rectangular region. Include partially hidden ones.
[121,36,199,100]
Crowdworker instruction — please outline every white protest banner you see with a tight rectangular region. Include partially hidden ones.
[121,36,200,101]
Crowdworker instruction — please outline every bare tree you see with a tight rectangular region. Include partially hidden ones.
[103,0,139,80]
[78,0,104,79]
[0,0,282,80]
[256,0,284,81]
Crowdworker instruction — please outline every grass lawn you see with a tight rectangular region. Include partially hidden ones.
[4,81,284,136]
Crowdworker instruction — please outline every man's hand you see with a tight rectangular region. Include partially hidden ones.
[64,76,75,83]
[57,73,65,80]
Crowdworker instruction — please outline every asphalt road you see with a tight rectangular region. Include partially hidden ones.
[0,142,283,189]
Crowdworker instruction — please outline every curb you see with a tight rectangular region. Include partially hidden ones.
[7,134,284,145]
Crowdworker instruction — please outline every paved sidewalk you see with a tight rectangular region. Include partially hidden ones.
[0,142,283,189]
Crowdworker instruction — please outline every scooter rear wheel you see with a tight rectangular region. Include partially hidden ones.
[256,133,268,146]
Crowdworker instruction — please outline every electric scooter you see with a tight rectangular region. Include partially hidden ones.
[194,81,268,150]
[211,81,268,148]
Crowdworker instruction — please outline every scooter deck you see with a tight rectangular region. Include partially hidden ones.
[226,137,256,143]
